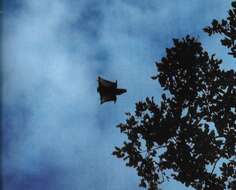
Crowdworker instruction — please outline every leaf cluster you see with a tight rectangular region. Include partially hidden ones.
[204,1,236,57]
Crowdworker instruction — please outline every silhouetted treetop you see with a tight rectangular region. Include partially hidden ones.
[153,36,222,103]
[113,37,236,190]
[113,1,236,190]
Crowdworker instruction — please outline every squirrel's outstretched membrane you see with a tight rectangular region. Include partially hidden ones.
[97,76,127,104]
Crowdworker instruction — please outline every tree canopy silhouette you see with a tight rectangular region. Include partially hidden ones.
[113,2,236,190]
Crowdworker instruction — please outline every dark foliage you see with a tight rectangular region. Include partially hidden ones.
[203,1,236,58]
[113,2,236,190]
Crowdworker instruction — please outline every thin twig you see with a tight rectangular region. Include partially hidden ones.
[211,157,221,175]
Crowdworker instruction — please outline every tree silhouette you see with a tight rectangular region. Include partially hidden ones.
[113,2,236,190]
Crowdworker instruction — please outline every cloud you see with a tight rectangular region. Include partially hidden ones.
[2,0,232,189]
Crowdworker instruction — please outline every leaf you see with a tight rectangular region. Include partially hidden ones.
[162,94,166,100]
[212,19,219,27]
[232,1,236,8]
[222,19,227,26]
[151,75,158,80]
[221,38,232,48]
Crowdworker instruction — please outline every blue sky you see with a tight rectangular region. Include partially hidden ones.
[2,0,233,190]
